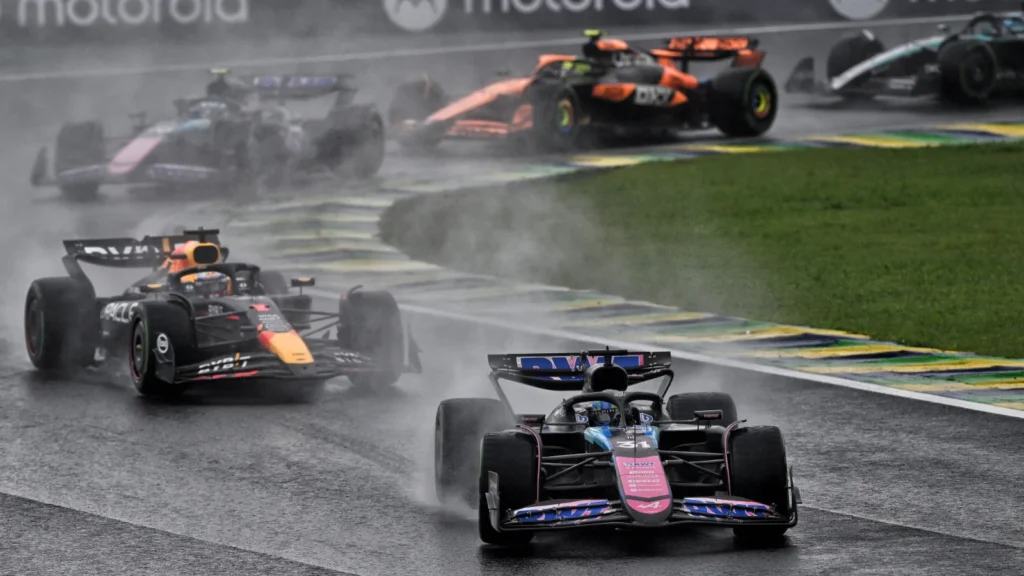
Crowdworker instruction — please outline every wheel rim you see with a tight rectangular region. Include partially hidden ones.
[962,52,994,94]
[750,84,772,120]
[130,321,146,382]
[25,297,42,358]
[556,98,575,134]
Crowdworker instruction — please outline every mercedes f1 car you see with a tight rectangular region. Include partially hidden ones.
[785,7,1024,104]
[23,228,420,399]
[31,69,386,202]
[390,30,778,151]
[434,350,799,546]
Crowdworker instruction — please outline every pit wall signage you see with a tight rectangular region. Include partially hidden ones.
[381,0,1024,33]
[11,0,249,27]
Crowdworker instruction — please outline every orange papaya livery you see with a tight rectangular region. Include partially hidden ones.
[668,36,751,52]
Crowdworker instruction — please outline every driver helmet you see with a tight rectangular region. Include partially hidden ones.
[180,271,232,297]
[574,400,618,426]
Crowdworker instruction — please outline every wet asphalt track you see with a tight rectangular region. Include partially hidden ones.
[2,22,1024,575]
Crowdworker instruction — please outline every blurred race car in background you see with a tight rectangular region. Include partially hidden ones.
[434,349,799,546]
[23,227,420,399]
[31,69,386,201]
[785,8,1024,104]
[389,30,778,151]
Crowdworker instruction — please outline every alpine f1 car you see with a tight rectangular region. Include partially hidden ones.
[785,7,1024,104]
[390,30,778,151]
[23,228,420,399]
[434,349,799,546]
[31,69,386,201]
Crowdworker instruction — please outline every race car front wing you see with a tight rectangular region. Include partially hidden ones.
[483,469,800,533]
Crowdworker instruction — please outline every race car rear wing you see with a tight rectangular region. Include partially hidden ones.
[655,36,764,71]
[241,74,358,103]
[61,229,225,269]
[487,350,673,390]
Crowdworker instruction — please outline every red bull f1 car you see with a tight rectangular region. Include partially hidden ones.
[785,8,1024,104]
[31,70,386,201]
[390,30,778,151]
[23,228,420,399]
[434,349,799,546]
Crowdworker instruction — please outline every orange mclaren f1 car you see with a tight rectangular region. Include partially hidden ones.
[388,30,777,151]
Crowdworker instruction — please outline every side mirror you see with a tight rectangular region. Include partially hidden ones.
[693,410,723,421]
[517,414,545,427]
[139,283,165,294]
[938,24,950,32]
[290,277,315,295]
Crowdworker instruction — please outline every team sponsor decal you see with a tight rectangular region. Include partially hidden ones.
[333,351,364,364]
[156,333,169,354]
[207,304,224,315]
[197,354,251,375]
[634,85,674,106]
[381,0,448,32]
[516,354,644,371]
[575,412,589,424]
[15,0,249,28]
[829,0,888,20]
[256,312,290,333]
[101,302,138,324]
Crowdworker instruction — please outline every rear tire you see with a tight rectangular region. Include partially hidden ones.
[341,290,404,388]
[435,398,515,505]
[389,77,449,152]
[128,301,195,398]
[938,40,998,105]
[55,121,105,202]
[322,108,386,179]
[24,277,99,372]
[826,31,885,98]
[478,432,536,546]
[708,67,777,137]
[729,426,793,541]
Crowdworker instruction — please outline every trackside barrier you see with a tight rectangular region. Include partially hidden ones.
[0,0,1019,44]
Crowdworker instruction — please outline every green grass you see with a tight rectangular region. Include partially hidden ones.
[380,142,1024,358]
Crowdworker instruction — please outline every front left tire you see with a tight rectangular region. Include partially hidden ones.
[128,301,195,398]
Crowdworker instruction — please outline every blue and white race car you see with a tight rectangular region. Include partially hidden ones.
[433,349,800,546]
[31,70,385,201]
[785,7,1024,104]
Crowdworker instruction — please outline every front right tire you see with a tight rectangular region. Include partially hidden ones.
[128,301,195,398]
[478,431,537,546]
[434,398,515,505]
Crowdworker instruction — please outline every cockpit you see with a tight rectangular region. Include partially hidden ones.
[963,13,1024,37]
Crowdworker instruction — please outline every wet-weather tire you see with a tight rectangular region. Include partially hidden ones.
[435,398,515,505]
[478,432,537,546]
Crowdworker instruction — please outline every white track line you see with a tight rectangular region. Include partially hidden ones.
[303,288,1023,420]
[0,15,972,83]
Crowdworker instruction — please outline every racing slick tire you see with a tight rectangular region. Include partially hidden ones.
[54,121,105,202]
[338,109,386,180]
[128,301,196,398]
[667,391,739,425]
[530,86,591,151]
[938,40,998,105]
[257,271,290,296]
[478,432,537,546]
[435,398,516,505]
[707,67,777,137]
[728,425,793,542]
[340,290,404,388]
[826,31,885,98]
[389,76,449,151]
[24,277,100,372]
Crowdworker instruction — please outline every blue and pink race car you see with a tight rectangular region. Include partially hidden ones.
[433,349,800,546]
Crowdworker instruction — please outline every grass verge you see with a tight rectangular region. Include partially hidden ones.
[380,142,1024,358]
